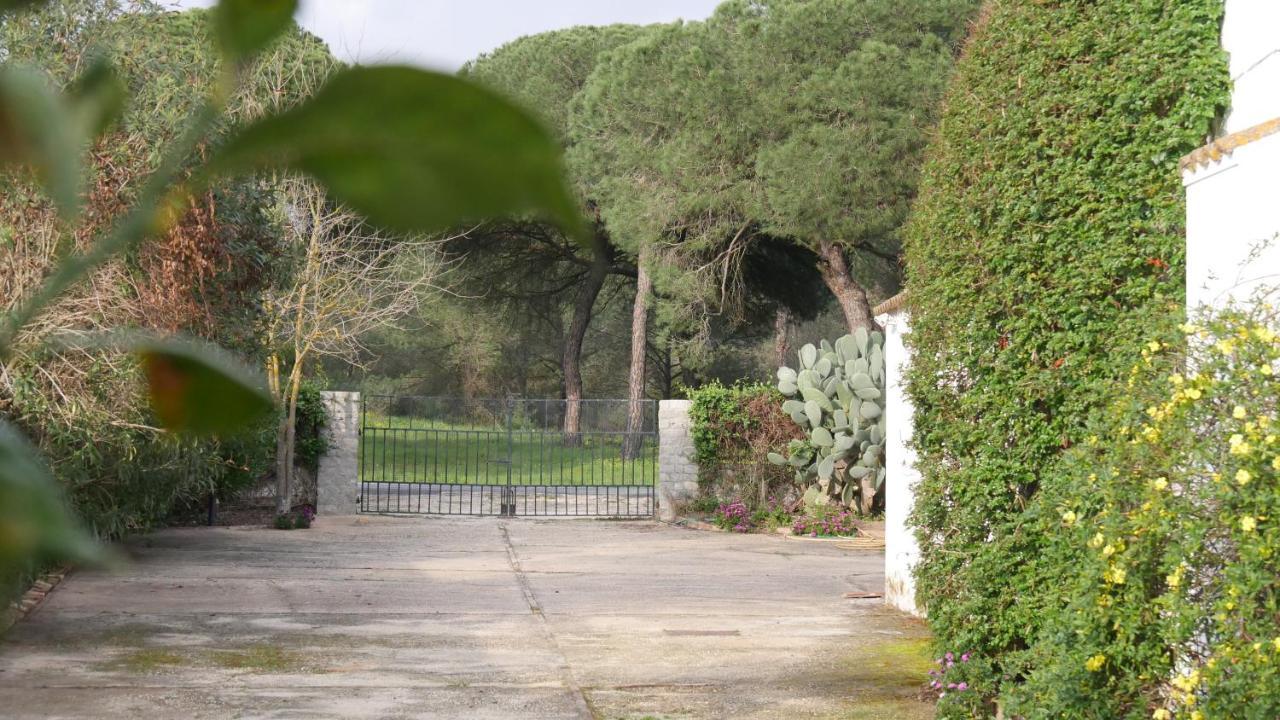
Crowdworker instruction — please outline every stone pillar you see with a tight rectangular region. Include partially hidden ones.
[657,399,698,522]
[878,304,923,617]
[317,391,360,516]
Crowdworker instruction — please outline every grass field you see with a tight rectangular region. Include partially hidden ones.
[359,415,657,486]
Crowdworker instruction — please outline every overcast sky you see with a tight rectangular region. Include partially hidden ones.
[173,1,723,71]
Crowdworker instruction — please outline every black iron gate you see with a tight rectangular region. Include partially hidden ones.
[358,397,657,517]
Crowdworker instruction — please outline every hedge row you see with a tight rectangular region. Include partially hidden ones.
[901,0,1230,716]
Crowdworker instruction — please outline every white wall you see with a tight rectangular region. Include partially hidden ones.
[1183,0,1280,312]
[878,308,922,616]
[1221,0,1280,134]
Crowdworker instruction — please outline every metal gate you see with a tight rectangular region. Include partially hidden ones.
[358,397,657,517]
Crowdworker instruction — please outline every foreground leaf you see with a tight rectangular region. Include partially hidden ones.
[214,0,298,63]
[0,420,99,580]
[68,56,126,139]
[134,338,275,436]
[0,0,49,13]
[207,65,585,239]
[0,66,81,220]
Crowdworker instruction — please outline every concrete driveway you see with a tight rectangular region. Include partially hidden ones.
[0,516,933,719]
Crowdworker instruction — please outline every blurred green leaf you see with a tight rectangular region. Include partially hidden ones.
[133,338,275,436]
[0,0,49,13]
[0,66,81,220]
[68,55,126,139]
[207,65,585,239]
[0,420,99,580]
[214,0,299,63]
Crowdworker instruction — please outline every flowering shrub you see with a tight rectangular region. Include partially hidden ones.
[1005,301,1280,718]
[712,500,752,533]
[791,506,858,537]
[273,505,315,530]
[928,651,982,708]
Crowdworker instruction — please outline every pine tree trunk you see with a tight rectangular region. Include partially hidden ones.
[274,410,291,516]
[562,235,609,446]
[816,240,878,333]
[773,306,792,367]
[275,368,302,516]
[622,254,652,460]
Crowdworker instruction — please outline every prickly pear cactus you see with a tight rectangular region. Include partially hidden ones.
[766,328,886,512]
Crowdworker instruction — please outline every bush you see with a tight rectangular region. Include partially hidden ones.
[900,0,1230,714]
[712,496,793,534]
[291,382,328,473]
[1003,303,1280,718]
[273,506,315,530]
[712,499,752,533]
[791,506,859,538]
[687,381,802,505]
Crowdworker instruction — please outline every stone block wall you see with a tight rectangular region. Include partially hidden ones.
[657,399,698,522]
[317,391,361,516]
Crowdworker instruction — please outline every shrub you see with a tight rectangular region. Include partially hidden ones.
[273,506,314,530]
[1002,303,1280,718]
[712,500,752,533]
[291,382,328,473]
[791,506,859,537]
[687,381,801,503]
[900,0,1230,713]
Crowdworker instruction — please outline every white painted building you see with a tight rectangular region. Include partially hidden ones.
[1182,0,1280,311]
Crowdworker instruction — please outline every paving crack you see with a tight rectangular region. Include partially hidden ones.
[498,522,595,720]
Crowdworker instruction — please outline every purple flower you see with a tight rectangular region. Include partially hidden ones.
[957,682,969,691]
[961,653,971,663]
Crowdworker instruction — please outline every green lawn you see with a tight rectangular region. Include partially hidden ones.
[359,415,657,487]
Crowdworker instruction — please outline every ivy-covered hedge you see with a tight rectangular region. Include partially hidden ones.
[687,382,801,503]
[901,0,1230,715]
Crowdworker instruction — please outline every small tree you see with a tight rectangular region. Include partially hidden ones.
[263,179,449,514]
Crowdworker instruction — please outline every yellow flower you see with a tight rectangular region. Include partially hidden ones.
[1104,565,1127,585]
[1151,477,1169,491]
[1190,711,1204,720]
[1102,543,1116,557]
[1088,533,1105,549]
[1147,341,1162,352]
[1237,469,1252,486]
[1273,637,1280,651]
[1234,405,1248,420]
[1273,456,1280,471]
[1181,323,1199,334]
[1168,373,1184,385]
[1262,364,1275,377]
[1062,510,1078,525]
[1186,388,1203,400]
[1241,516,1258,533]
[1255,326,1277,343]
[1085,654,1107,672]
[1152,708,1172,720]
[1217,339,1236,355]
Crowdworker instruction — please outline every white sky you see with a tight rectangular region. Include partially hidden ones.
[172,1,723,71]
